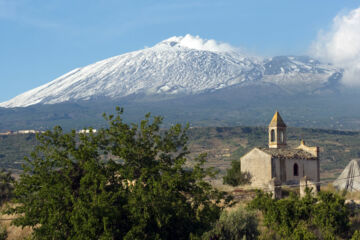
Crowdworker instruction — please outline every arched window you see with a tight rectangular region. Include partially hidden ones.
[271,129,275,142]
[280,131,284,143]
[293,163,299,176]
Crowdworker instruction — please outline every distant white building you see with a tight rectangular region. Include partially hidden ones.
[0,130,14,136]
[16,130,39,134]
[77,129,97,134]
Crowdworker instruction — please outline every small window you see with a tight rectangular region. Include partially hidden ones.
[271,129,275,142]
[293,163,299,176]
[280,131,284,143]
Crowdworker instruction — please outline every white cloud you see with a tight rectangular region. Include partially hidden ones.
[311,7,360,86]
[164,34,236,52]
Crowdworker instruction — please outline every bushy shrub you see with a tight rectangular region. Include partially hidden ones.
[352,230,360,240]
[291,221,317,240]
[202,206,259,240]
[312,191,349,237]
[223,160,251,186]
[249,190,351,239]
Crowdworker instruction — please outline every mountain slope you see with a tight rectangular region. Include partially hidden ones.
[0,35,342,108]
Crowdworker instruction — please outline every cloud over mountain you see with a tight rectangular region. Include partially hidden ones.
[162,34,236,52]
[312,7,360,86]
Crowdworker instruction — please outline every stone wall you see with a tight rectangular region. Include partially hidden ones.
[297,140,319,158]
[300,176,319,197]
[273,158,319,185]
[240,148,272,187]
[268,177,282,199]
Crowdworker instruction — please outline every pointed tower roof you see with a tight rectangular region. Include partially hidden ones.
[269,111,286,127]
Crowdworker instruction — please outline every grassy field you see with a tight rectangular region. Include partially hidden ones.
[1,126,359,180]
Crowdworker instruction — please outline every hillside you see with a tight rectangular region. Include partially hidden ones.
[0,133,37,170]
[1,126,359,180]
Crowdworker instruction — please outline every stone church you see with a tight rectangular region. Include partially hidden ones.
[240,112,320,187]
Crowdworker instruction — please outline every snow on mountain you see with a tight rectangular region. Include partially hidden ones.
[262,56,342,93]
[0,35,342,108]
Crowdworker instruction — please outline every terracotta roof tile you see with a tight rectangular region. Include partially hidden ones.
[260,147,317,160]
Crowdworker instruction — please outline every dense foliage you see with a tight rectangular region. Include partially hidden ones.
[6,108,231,239]
[222,160,251,186]
[352,230,360,240]
[0,168,14,205]
[249,190,351,239]
[202,206,259,240]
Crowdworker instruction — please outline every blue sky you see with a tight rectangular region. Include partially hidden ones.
[0,0,359,102]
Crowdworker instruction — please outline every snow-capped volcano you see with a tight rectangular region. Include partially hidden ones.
[0,35,342,108]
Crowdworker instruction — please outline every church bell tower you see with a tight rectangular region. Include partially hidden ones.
[268,111,287,149]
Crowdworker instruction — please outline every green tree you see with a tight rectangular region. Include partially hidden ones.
[0,168,14,205]
[202,206,259,240]
[249,189,350,239]
[312,191,349,238]
[6,108,231,239]
[223,160,250,186]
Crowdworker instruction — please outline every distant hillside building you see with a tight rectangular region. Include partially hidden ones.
[240,112,320,188]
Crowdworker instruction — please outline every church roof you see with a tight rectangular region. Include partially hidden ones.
[260,147,317,160]
[269,111,286,128]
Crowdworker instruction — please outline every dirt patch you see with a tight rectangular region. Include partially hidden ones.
[0,205,32,240]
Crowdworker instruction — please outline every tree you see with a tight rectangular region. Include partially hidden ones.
[312,191,350,238]
[223,160,250,186]
[249,189,351,239]
[202,206,259,240]
[0,168,14,205]
[6,108,231,239]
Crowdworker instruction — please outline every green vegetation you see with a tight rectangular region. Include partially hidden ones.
[5,108,231,239]
[352,230,360,240]
[223,160,250,186]
[0,225,7,240]
[2,109,360,239]
[202,206,259,240]
[249,190,351,239]
[0,169,14,205]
